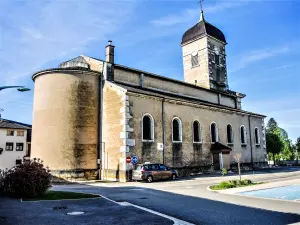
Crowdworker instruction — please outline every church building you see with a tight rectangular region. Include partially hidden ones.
[31,10,267,181]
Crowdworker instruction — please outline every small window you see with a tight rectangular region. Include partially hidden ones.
[241,126,247,145]
[17,130,25,136]
[142,114,154,141]
[16,143,24,151]
[193,121,201,143]
[159,165,167,170]
[5,142,14,151]
[191,54,199,67]
[6,130,14,136]
[172,118,182,142]
[211,122,218,143]
[255,128,260,145]
[227,124,233,144]
[16,159,22,165]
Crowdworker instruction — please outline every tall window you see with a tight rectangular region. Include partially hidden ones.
[172,118,182,142]
[255,128,260,145]
[240,125,246,145]
[210,122,218,143]
[215,54,220,65]
[227,124,233,144]
[193,121,201,143]
[142,114,154,141]
[191,54,199,67]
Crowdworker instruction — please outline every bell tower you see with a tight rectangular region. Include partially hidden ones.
[181,4,228,91]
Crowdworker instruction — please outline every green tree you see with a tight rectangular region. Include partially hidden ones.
[281,139,293,160]
[266,132,283,163]
[266,118,284,164]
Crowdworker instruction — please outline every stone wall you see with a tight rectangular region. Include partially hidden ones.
[114,67,237,109]
[31,69,99,179]
[102,81,127,181]
[127,92,266,168]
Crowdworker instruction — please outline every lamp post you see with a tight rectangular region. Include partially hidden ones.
[0,86,31,119]
[0,86,31,92]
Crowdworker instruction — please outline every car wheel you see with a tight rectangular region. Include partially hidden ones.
[147,175,153,183]
[171,174,176,180]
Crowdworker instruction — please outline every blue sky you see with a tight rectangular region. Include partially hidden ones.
[0,0,299,142]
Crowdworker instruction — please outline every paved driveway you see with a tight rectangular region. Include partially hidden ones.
[53,168,300,225]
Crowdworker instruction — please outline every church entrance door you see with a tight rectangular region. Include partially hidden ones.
[213,153,220,170]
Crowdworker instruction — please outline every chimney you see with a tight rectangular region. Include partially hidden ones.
[105,40,115,63]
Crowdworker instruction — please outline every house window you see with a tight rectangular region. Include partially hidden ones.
[210,122,218,143]
[5,142,13,151]
[172,118,182,142]
[16,143,24,151]
[227,124,233,144]
[193,121,201,143]
[142,114,154,141]
[16,159,22,165]
[191,54,199,67]
[6,130,14,136]
[17,130,25,136]
[240,126,247,145]
[255,128,260,145]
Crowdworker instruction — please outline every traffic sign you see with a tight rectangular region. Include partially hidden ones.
[126,156,132,164]
[132,156,138,165]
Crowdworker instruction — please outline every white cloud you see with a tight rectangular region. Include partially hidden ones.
[0,0,136,122]
[150,0,252,27]
[230,46,290,72]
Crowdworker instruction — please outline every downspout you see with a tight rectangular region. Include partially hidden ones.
[97,64,104,180]
[248,115,254,170]
[162,97,165,164]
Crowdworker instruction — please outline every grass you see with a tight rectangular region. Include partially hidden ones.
[23,190,100,201]
[210,179,263,190]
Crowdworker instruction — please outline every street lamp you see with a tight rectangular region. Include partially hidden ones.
[0,86,31,92]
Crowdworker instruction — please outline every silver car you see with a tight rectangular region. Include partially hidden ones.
[132,163,178,183]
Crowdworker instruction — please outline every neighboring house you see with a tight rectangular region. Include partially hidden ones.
[31,10,267,181]
[0,119,32,170]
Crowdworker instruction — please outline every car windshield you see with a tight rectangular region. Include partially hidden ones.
[135,165,142,170]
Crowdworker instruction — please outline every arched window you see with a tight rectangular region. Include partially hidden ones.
[193,121,201,143]
[227,124,233,144]
[172,118,182,142]
[142,114,154,141]
[255,128,260,145]
[240,125,246,145]
[210,122,218,143]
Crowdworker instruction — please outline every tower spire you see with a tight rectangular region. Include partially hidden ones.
[199,0,204,21]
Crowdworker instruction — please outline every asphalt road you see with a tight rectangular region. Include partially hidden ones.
[53,168,300,225]
[0,197,173,225]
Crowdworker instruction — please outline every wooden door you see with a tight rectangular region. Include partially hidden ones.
[213,153,220,170]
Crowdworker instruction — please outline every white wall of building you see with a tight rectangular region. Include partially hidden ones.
[0,128,27,170]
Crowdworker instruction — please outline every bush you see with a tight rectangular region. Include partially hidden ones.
[221,168,228,176]
[218,181,234,189]
[1,158,52,198]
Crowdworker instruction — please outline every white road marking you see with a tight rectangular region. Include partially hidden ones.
[117,201,195,225]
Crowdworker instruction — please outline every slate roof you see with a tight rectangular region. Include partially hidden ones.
[0,119,31,130]
[182,20,226,45]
